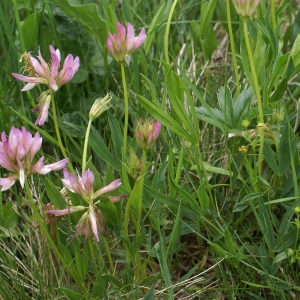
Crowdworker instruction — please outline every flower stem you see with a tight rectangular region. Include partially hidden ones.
[51,93,74,173]
[103,237,114,274]
[226,0,240,95]
[82,118,92,172]
[120,63,131,192]
[164,0,179,65]
[243,18,264,177]
[24,180,86,293]
[271,0,276,30]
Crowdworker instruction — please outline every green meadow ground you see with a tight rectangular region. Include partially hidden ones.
[1,0,300,299]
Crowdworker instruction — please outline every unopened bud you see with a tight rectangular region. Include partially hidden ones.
[241,118,250,128]
[89,93,112,120]
[231,0,261,18]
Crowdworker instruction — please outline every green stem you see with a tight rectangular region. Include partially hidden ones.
[175,145,184,184]
[270,0,276,31]
[226,0,240,95]
[120,63,131,192]
[82,118,92,172]
[164,0,179,65]
[136,150,147,236]
[103,237,114,274]
[24,180,86,293]
[243,18,264,177]
[51,94,74,173]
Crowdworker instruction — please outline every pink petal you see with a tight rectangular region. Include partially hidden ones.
[12,73,46,84]
[47,206,86,216]
[34,96,51,125]
[21,83,38,91]
[58,67,74,86]
[38,46,49,71]
[0,176,17,191]
[39,158,69,175]
[82,170,94,192]
[93,179,122,199]
[31,156,45,174]
[30,57,47,77]
[126,22,135,52]
[89,208,99,242]
[29,132,42,159]
[153,121,161,139]
[108,194,128,202]
[132,28,146,52]
[117,22,126,43]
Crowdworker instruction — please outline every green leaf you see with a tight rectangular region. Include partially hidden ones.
[0,202,18,232]
[143,3,166,54]
[93,270,107,299]
[89,131,121,171]
[233,87,255,127]
[263,142,280,176]
[136,94,193,142]
[61,112,85,138]
[197,183,209,216]
[164,67,197,142]
[182,72,225,133]
[269,53,289,89]
[108,113,122,162]
[143,287,155,300]
[45,179,66,209]
[57,285,82,300]
[99,197,118,225]
[50,0,106,42]
[122,0,132,22]
[217,86,234,128]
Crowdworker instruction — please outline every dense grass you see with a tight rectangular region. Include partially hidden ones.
[1,0,300,299]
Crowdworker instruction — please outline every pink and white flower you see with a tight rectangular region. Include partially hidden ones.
[0,126,68,191]
[12,45,80,92]
[47,169,127,242]
[12,46,80,125]
[107,22,146,65]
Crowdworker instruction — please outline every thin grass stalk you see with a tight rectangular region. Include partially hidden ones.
[226,0,240,95]
[164,0,179,65]
[50,93,74,173]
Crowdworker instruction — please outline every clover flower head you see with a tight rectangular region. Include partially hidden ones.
[12,45,80,92]
[135,119,161,150]
[107,22,146,65]
[0,126,68,191]
[47,169,128,242]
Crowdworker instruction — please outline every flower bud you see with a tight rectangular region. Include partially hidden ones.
[231,0,261,18]
[135,119,161,150]
[89,93,112,120]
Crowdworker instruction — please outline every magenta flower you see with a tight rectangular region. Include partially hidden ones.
[47,169,127,242]
[107,22,146,65]
[135,119,162,150]
[231,0,261,18]
[12,46,80,125]
[0,126,68,191]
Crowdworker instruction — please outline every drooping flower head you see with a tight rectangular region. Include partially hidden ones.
[12,46,80,125]
[107,22,146,65]
[231,0,261,18]
[0,126,68,191]
[47,169,127,242]
[135,119,162,150]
